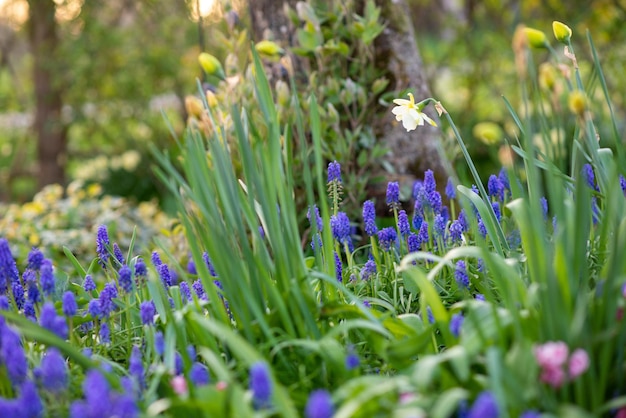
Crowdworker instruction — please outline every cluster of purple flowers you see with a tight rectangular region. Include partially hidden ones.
[0,225,228,417]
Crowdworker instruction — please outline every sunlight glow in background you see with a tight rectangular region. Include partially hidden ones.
[0,0,220,28]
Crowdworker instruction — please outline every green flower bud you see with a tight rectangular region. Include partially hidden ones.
[523,27,548,49]
[552,21,572,44]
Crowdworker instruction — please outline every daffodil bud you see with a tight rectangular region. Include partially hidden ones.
[552,21,572,44]
[275,80,290,107]
[205,90,218,108]
[568,90,587,116]
[255,40,285,58]
[185,95,204,118]
[538,63,557,91]
[198,53,226,80]
[523,28,548,49]
[473,122,503,145]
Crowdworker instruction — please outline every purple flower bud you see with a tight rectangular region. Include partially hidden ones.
[27,247,45,271]
[386,182,400,206]
[1,324,28,386]
[96,225,111,267]
[330,212,351,244]
[417,221,429,245]
[62,291,77,317]
[99,322,110,343]
[113,243,125,265]
[582,163,597,190]
[99,282,118,317]
[18,380,43,418]
[24,300,36,321]
[151,251,162,268]
[307,205,323,233]
[134,258,147,278]
[0,295,8,310]
[360,259,377,281]
[327,161,342,183]
[203,252,217,277]
[118,265,133,293]
[0,239,19,294]
[140,301,155,325]
[40,259,55,297]
[398,210,410,237]
[12,281,24,310]
[305,389,334,418]
[129,345,145,390]
[345,348,359,370]
[40,302,68,339]
[487,174,504,200]
[449,220,463,243]
[445,178,456,200]
[192,280,206,300]
[39,348,69,392]
[455,260,469,289]
[449,313,464,337]
[498,167,510,192]
[423,170,437,194]
[190,362,210,386]
[433,214,446,239]
[88,299,101,319]
[334,252,343,282]
[407,233,420,253]
[492,201,501,222]
[377,227,397,252]
[180,281,192,303]
[83,274,96,292]
[187,258,197,275]
[154,331,165,357]
[362,200,378,236]
[250,362,272,409]
[468,391,499,418]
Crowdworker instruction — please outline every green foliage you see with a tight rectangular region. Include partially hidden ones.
[3,10,626,418]
[0,181,185,270]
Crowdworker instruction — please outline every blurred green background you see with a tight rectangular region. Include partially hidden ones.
[1,0,624,206]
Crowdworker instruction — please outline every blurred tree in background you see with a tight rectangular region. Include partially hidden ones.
[0,0,624,208]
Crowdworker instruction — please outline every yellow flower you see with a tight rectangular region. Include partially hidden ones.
[568,90,587,115]
[391,93,437,131]
[198,53,226,81]
[523,28,548,48]
[254,40,285,59]
[552,21,572,44]
[473,122,503,145]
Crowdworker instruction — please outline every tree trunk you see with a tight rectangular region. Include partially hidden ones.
[249,0,452,208]
[369,0,452,210]
[248,0,309,83]
[249,0,299,44]
[27,0,67,189]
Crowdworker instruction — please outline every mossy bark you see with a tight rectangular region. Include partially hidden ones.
[369,0,452,211]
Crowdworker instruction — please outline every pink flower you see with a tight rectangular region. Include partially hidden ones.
[568,348,589,379]
[534,341,569,369]
[171,375,188,395]
[540,365,566,388]
[615,407,626,418]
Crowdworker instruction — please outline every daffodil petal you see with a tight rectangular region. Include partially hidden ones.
[392,99,411,106]
[402,117,418,131]
[422,113,437,127]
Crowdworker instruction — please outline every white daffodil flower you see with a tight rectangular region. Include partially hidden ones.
[391,93,437,131]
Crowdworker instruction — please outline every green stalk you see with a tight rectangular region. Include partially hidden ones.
[433,100,509,256]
